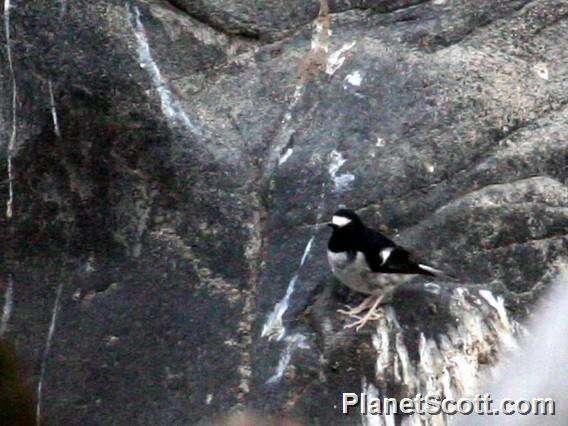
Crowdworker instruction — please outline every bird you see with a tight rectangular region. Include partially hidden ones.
[327,208,454,331]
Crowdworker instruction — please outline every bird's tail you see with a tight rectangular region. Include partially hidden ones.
[418,264,460,281]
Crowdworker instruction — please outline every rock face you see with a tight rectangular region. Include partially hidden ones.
[1,0,567,424]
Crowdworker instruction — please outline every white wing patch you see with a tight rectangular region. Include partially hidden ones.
[331,215,352,227]
[380,247,394,265]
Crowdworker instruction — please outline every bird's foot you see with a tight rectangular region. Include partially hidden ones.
[343,312,382,331]
[337,306,369,316]
[343,295,384,332]
[337,295,376,317]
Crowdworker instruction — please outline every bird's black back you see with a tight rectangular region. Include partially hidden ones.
[362,228,426,274]
[329,224,435,276]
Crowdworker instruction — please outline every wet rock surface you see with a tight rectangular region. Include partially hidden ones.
[1,0,567,424]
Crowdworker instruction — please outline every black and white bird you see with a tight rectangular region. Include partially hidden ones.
[327,208,454,330]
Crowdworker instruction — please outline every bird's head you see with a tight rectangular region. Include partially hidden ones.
[327,208,363,231]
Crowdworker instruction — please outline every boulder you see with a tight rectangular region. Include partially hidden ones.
[1,0,567,423]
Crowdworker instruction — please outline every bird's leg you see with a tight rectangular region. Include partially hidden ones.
[337,295,376,316]
[344,295,384,331]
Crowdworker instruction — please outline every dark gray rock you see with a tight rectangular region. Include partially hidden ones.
[168,0,320,39]
[1,0,567,424]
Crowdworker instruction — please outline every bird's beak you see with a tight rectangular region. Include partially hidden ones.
[327,222,334,228]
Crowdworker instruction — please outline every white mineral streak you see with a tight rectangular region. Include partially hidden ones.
[478,289,517,350]
[300,235,314,267]
[361,377,390,426]
[262,235,317,384]
[262,275,298,342]
[36,280,64,426]
[368,287,517,425]
[4,0,17,219]
[266,333,309,384]
[278,147,294,166]
[458,268,568,425]
[326,41,356,76]
[48,80,61,137]
[127,5,202,136]
[274,10,329,168]
[418,333,438,392]
[395,332,418,394]
[368,325,397,426]
[372,313,391,382]
[329,150,355,192]
[445,288,515,403]
[0,274,14,337]
[262,236,315,341]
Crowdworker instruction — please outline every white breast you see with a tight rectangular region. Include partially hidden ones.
[327,249,414,295]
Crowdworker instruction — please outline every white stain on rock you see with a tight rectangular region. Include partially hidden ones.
[365,288,518,424]
[533,62,549,80]
[458,268,568,425]
[345,70,363,87]
[329,150,355,192]
[326,41,356,76]
[127,6,202,136]
[278,148,294,166]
